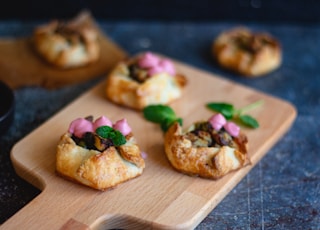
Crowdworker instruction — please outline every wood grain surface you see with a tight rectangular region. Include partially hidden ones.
[3,58,296,230]
[0,12,127,89]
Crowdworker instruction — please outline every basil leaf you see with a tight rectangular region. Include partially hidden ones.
[143,105,176,123]
[207,103,234,118]
[96,126,126,146]
[239,115,259,129]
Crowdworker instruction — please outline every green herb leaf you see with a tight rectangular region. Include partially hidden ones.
[143,105,176,123]
[160,118,173,132]
[96,126,126,146]
[143,104,183,132]
[111,131,127,146]
[239,115,259,129]
[206,103,234,114]
[207,102,235,120]
[160,117,183,132]
[96,126,113,138]
[207,100,263,128]
[237,100,264,115]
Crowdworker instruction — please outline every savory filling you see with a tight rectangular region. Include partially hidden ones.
[55,22,88,45]
[128,63,149,83]
[186,121,238,149]
[127,52,177,83]
[68,115,130,152]
[72,132,116,152]
[233,32,278,54]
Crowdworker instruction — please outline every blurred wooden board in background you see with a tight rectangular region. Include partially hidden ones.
[0,11,127,89]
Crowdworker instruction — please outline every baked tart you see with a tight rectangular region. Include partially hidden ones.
[56,116,145,190]
[212,27,282,77]
[164,113,250,179]
[105,52,187,110]
[33,12,100,69]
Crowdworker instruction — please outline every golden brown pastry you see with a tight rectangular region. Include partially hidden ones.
[212,27,282,77]
[105,52,187,110]
[164,113,250,179]
[33,11,100,69]
[56,116,145,190]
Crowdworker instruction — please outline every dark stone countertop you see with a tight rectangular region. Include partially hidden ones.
[0,20,319,229]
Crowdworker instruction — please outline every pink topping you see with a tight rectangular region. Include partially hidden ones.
[69,116,133,138]
[138,52,176,76]
[209,113,227,131]
[224,122,240,137]
[93,116,112,131]
[148,65,164,76]
[138,52,160,68]
[159,59,176,76]
[208,113,240,137]
[141,151,148,159]
[113,118,132,136]
[68,118,94,138]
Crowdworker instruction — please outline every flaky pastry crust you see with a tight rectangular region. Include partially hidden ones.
[105,58,187,110]
[164,122,250,179]
[56,132,145,190]
[33,12,100,69]
[213,27,282,77]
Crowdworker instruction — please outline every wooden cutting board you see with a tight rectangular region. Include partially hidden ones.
[0,11,127,89]
[4,58,296,230]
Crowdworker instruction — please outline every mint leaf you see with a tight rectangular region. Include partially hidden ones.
[220,109,234,120]
[237,100,264,115]
[111,131,127,146]
[160,117,183,132]
[160,118,174,132]
[206,103,234,119]
[207,100,262,129]
[143,105,176,123]
[143,104,183,132]
[96,126,126,146]
[96,126,113,138]
[206,103,234,112]
[239,115,259,129]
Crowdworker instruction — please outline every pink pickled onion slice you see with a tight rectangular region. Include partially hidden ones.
[224,122,240,137]
[148,65,164,76]
[141,151,148,159]
[209,113,227,131]
[138,52,160,69]
[93,116,112,131]
[113,118,132,136]
[159,59,176,76]
[68,118,94,138]
[138,52,176,76]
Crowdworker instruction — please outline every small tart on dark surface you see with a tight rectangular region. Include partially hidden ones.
[33,12,100,69]
[164,117,250,179]
[56,116,145,190]
[212,27,282,77]
[106,52,187,110]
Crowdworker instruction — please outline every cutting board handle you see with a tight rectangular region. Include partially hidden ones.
[60,214,153,229]
[2,185,151,229]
